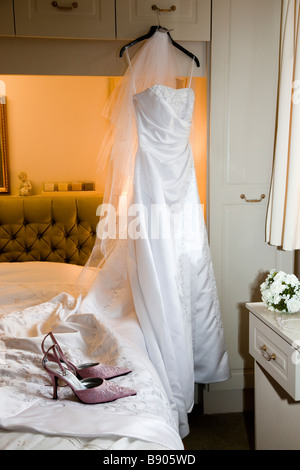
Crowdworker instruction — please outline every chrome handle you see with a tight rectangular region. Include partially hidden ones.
[52,1,78,11]
[152,5,176,12]
[240,194,265,203]
[261,345,276,362]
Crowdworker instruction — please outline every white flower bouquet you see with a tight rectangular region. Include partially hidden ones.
[260,270,300,314]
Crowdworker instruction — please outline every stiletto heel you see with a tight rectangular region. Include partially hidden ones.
[41,332,132,380]
[49,373,58,399]
[42,344,136,404]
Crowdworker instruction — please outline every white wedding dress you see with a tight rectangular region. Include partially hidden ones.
[82,80,230,438]
[129,83,230,435]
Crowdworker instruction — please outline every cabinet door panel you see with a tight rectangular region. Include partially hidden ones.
[226,1,280,186]
[116,0,211,41]
[14,0,115,39]
[0,0,15,36]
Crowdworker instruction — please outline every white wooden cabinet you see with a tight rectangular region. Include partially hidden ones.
[13,0,116,39]
[116,0,211,41]
[205,0,294,414]
[1,0,211,41]
[0,0,15,36]
[248,303,300,450]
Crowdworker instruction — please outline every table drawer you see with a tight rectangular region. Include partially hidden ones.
[249,313,300,400]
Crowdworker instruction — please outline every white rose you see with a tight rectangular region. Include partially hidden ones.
[260,282,267,291]
[274,271,287,282]
[262,290,273,302]
[270,280,285,295]
[287,298,300,314]
[285,274,300,287]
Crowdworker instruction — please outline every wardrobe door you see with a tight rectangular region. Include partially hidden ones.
[206,0,294,413]
[116,0,211,41]
[14,0,115,39]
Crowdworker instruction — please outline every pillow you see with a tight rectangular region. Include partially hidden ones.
[0,262,92,313]
[0,261,83,284]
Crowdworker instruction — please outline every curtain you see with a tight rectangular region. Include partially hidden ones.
[266,0,300,251]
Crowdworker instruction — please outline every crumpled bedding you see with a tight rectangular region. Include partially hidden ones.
[0,262,183,450]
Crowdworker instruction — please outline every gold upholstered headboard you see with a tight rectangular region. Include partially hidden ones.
[0,196,102,265]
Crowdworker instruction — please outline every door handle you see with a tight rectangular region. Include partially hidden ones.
[240,194,265,203]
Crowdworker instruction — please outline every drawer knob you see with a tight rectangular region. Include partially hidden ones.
[261,345,276,362]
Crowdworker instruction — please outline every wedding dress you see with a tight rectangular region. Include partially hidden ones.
[81,32,230,438]
[129,84,230,435]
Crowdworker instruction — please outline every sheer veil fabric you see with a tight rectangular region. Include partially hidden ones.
[78,31,182,284]
[79,31,230,438]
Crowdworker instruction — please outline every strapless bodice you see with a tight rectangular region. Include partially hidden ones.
[134,85,194,125]
[133,85,194,155]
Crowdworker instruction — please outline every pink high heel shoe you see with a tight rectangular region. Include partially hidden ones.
[42,344,136,404]
[41,332,132,380]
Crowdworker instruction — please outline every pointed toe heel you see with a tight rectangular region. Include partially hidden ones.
[41,332,132,380]
[42,344,136,404]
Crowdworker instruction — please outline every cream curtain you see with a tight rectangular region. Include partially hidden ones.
[266,0,300,251]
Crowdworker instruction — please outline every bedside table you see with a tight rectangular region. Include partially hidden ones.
[247,302,300,450]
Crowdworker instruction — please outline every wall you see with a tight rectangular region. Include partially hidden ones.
[0,74,207,209]
[0,36,207,200]
[0,74,110,195]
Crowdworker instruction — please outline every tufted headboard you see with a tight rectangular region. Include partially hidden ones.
[0,196,102,265]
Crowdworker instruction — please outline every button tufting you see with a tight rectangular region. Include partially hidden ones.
[0,197,99,266]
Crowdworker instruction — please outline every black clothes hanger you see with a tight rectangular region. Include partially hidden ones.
[119,25,200,68]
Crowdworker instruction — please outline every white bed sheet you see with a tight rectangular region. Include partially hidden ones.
[0,262,184,451]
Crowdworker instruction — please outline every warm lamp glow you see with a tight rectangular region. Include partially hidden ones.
[193,78,207,220]
[0,75,207,208]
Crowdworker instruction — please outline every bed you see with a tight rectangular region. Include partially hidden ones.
[0,196,184,451]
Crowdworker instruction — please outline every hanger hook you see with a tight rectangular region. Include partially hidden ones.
[152,5,172,33]
[156,9,171,32]
[156,9,161,27]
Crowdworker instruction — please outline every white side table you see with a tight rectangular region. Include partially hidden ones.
[247,302,300,450]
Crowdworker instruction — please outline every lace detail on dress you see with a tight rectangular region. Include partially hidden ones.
[151,85,194,122]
